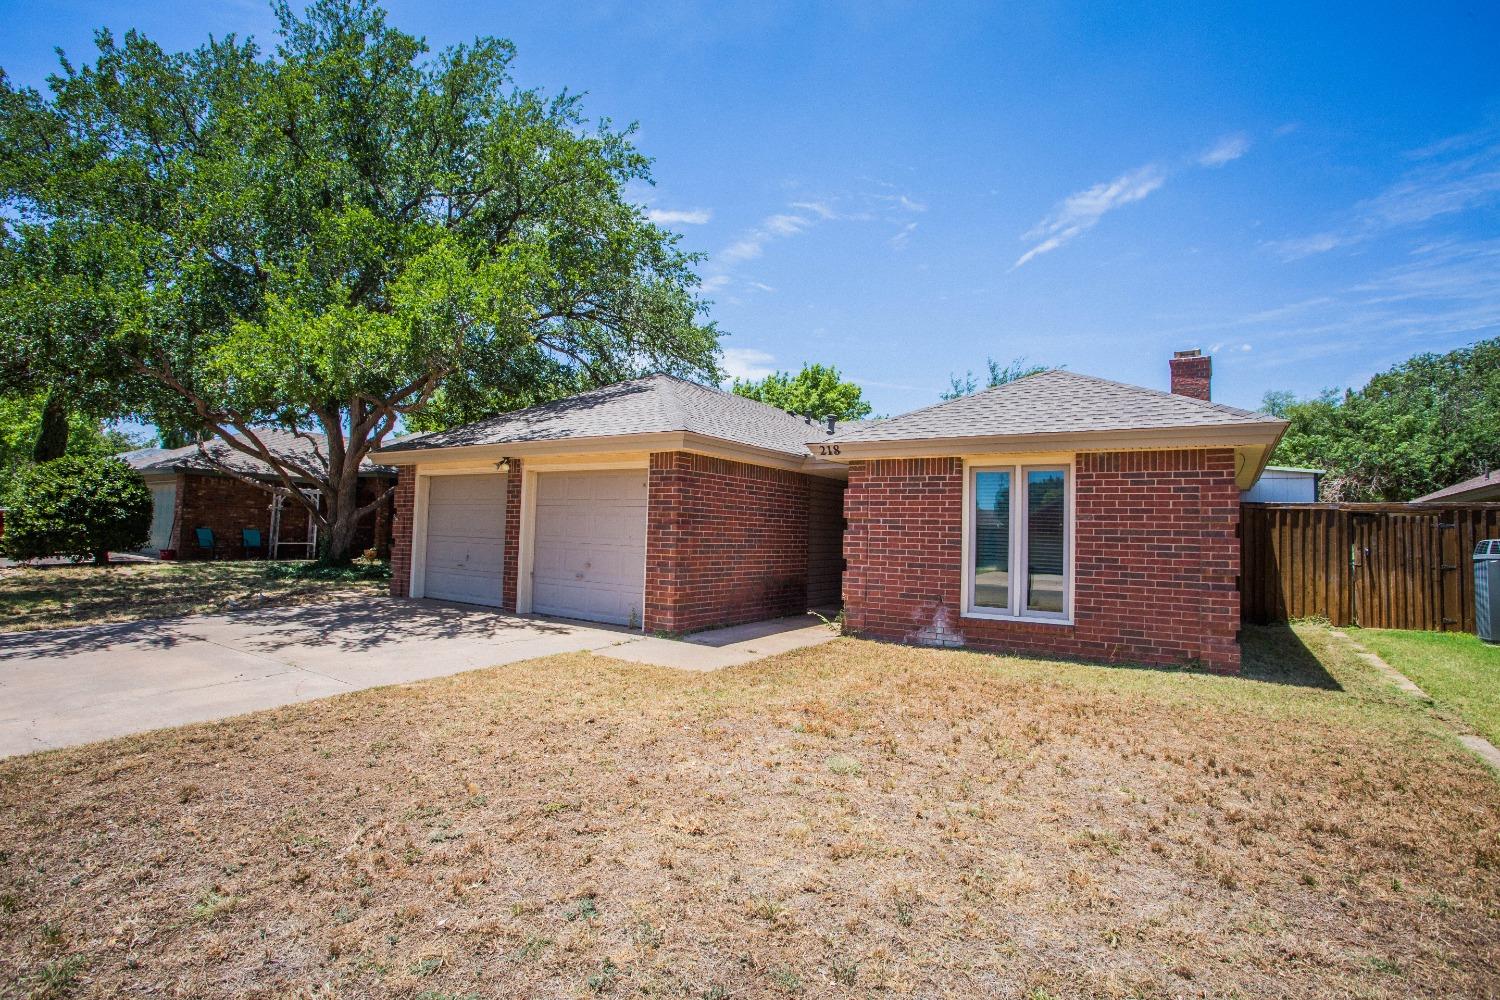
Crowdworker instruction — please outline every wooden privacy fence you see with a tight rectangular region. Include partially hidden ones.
[1241,502,1500,632]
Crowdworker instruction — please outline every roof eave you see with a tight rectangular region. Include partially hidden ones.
[809,420,1289,461]
[375,430,847,478]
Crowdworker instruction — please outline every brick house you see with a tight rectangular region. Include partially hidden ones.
[376,352,1285,672]
[123,430,396,560]
[818,351,1284,672]
[376,376,848,631]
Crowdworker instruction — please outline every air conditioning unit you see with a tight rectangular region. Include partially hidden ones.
[1477,540,1500,644]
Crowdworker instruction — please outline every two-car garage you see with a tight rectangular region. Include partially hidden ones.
[418,468,648,627]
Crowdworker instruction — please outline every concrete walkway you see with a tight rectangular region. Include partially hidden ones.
[1330,628,1500,773]
[0,600,838,758]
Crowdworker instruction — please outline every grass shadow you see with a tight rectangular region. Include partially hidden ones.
[1240,623,1342,690]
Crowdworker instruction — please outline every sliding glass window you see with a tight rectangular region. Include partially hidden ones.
[967,464,1070,621]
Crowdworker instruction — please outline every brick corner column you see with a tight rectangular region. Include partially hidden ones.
[643,451,686,632]
[841,460,869,632]
[389,466,416,598]
[502,459,523,613]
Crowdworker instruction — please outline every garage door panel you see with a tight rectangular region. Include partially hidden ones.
[427,503,503,538]
[422,474,507,607]
[425,536,503,568]
[434,475,509,503]
[531,470,647,626]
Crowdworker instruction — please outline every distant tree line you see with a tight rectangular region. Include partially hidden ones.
[1264,338,1500,502]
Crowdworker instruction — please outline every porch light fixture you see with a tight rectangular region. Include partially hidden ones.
[495,457,511,473]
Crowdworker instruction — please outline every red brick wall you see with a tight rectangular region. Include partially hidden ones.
[173,473,287,559]
[390,467,416,597]
[645,451,814,633]
[501,460,523,613]
[174,472,394,562]
[843,449,1242,672]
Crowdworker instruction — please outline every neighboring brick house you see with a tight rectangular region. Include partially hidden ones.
[123,430,396,560]
[375,354,1285,673]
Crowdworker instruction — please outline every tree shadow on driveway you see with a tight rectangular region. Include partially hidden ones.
[0,597,588,662]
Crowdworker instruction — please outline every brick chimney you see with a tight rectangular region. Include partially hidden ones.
[1170,349,1212,401]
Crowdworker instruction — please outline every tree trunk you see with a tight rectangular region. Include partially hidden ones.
[319,472,363,565]
[32,389,70,462]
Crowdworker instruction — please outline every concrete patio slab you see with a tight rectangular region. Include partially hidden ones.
[601,612,839,671]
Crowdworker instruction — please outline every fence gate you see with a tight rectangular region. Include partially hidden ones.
[1243,502,1500,633]
[1350,510,1444,630]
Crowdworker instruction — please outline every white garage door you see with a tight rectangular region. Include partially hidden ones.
[422,474,507,607]
[531,470,648,626]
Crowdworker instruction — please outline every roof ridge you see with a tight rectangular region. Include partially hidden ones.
[831,367,1061,428]
[1044,369,1269,419]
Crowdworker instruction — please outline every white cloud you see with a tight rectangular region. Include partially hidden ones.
[721,237,767,263]
[1268,231,1345,260]
[647,208,712,225]
[1013,164,1167,268]
[720,347,777,381]
[889,221,918,249]
[705,186,928,292]
[717,212,813,264]
[1271,130,1500,259]
[1178,238,1500,372]
[790,200,838,219]
[1199,133,1251,168]
[763,213,811,237]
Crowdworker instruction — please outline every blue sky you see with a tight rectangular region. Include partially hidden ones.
[3,1,1498,416]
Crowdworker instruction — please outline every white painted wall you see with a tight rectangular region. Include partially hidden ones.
[1242,468,1320,503]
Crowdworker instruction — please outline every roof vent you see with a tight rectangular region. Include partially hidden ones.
[824,416,837,435]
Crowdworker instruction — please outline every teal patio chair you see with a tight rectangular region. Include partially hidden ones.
[242,528,265,559]
[193,526,229,560]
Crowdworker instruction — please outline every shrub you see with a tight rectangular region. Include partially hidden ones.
[1,456,152,563]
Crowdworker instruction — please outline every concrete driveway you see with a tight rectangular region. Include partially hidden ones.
[0,599,838,758]
[0,599,642,758]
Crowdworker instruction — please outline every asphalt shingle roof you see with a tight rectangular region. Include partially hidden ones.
[1414,470,1500,502]
[122,429,393,479]
[380,374,835,457]
[826,369,1280,444]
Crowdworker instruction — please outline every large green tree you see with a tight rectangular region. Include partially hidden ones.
[0,0,718,561]
[0,392,145,496]
[1265,338,1500,501]
[731,363,873,422]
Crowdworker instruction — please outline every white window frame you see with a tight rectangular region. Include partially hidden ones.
[960,460,1075,626]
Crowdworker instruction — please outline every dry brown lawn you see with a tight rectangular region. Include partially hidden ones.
[0,562,387,634]
[2,625,1498,999]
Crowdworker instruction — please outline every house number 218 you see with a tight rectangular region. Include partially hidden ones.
[814,444,841,456]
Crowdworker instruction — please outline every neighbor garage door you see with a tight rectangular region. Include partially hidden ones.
[531,470,648,626]
[422,474,506,606]
[147,482,177,552]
